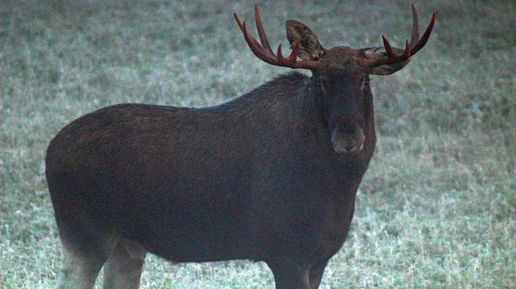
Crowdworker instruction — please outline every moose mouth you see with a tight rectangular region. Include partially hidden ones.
[331,129,365,154]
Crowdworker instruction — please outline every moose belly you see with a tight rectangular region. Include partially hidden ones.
[87,169,256,262]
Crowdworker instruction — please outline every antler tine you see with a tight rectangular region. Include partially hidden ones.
[234,5,320,70]
[410,10,438,55]
[277,40,304,67]
[368,6,437,69]
[234,12,277,65]
[253,4,274,56]
[382,36,411,61]
[254,4,299,67]
[410,5,420,47]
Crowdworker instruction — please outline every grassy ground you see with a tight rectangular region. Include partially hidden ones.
[1,0,515,288]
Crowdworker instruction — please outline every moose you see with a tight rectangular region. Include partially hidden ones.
[46,5,437,289]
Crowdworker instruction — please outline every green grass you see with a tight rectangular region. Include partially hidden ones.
[1,0,515,288]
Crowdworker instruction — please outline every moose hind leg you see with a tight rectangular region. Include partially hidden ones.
[56,245,111,289]
[103,239,147,289]
[54,220,119,289]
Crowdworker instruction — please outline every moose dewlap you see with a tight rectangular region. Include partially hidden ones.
[46,5,437,289]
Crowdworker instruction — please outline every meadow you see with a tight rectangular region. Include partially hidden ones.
[1,0,515,288]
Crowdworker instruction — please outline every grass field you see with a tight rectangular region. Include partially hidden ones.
[1,0,515,288]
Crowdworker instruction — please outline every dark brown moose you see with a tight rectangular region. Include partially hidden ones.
[46,5,437,289]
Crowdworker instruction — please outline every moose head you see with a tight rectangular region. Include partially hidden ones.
[235,5,437,154]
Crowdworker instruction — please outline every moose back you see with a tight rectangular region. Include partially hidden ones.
[46,5,437,289]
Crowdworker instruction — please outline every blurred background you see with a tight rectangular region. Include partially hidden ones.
[1,0,515,288]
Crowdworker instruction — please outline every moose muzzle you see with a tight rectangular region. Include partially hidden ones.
[331,127,365,154]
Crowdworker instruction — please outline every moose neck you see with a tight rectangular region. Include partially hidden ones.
[361,83,377,169]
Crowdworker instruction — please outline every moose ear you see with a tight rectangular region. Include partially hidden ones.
[286,20,325,61]
[363,47,411,75]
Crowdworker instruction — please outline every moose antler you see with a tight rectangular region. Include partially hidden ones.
[367,5,438,69]
[234,4,320,70]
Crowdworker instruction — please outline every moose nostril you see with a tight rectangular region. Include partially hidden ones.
[344,145,356,153]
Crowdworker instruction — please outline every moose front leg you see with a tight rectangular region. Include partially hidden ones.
[308,260,329,289]
[266,257,311,289]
